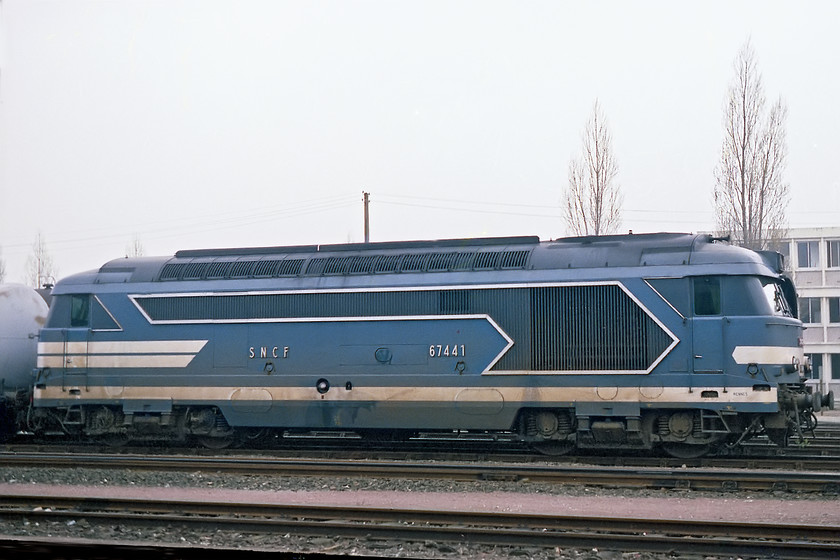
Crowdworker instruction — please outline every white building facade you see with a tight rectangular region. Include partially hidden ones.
[776,227,840,399]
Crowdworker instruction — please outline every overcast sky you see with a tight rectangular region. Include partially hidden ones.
[1,1,839,284]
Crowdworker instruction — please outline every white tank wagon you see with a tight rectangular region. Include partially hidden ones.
[0,284,50,435]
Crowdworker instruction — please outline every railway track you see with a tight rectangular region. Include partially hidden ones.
[734,423,840,456]
[2,450,840,493]
[1,489,838,559]
[8,420,840,457]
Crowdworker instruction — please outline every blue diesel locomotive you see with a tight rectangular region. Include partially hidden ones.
[30,233,833,456]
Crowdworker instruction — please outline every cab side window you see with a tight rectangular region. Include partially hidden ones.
[70,295,90,327]
[694,277,721,316]
[91,296,120,330]
[647,278,690,317]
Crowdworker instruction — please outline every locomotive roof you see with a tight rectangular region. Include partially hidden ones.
[60,232,778,288]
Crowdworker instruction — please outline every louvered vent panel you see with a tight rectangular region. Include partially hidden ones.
[348,256,379,274]
[182,263,209,280]
[229,261,257,278]
[159,263,187,281]
[500,250,529,269]
[530,285,672,371]
[206,261,231,279]
[276,259,304,276]
[473,252,500,269]
[322,257,345,275]
[452,252,477,270]
[306,258,328,275]
[160,243,533,281]
[428,252,457,271]
[162,257,308,280]
[375,255,402,273]
[401,254,428,272]
[252,260,280,277]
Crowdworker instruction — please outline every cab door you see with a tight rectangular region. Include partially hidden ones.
[691,277,724,374]
[61,295,91,392]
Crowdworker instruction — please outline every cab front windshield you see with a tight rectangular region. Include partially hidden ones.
[761,278,793,317]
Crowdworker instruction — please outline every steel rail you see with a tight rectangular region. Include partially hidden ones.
[0,537,318,560]
[1,493,838,559]
[2,451,840,493]
[4,442,840,467]
[5,424,840,461]
[584,454,840,471]
[6,421,840,453]
[5,441,839,465]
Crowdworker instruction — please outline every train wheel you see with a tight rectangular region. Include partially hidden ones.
[197,434,236,449]
[87,407,127,445]
[661,442,711,459]
[532,441,574,456]
[240,428,268,444]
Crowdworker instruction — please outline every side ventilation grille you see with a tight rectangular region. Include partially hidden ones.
[158,259,304,281]
[303,249,531,276]
[158,250,531,281]
[530,285,674,371]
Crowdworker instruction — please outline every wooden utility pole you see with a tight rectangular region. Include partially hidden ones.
[362,191,370,243]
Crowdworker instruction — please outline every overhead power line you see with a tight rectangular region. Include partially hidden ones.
[1,195,358,252]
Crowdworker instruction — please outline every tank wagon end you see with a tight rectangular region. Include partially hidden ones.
[0,284,50,438]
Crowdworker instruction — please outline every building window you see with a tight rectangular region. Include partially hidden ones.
[778,241,791,262]
[828,240,840,268]
[797,240,820,269]
[832,354,840,380]
[799,297,822,324]
[807,353,823,380]
[830,297,840,324]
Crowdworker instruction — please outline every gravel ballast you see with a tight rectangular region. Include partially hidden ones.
[2,463,839,560]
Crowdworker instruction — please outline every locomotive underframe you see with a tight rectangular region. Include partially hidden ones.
[26,385,818,457]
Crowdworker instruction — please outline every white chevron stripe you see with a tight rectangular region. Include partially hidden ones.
[38,355,198,368]
[37,340,207,369]
[732,345,804,365]
[38,340,207,355]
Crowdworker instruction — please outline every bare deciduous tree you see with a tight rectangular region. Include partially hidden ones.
[25,232,58,288]
[714,40,789,250]
[0,247,6,284]
[563,100,622,236]
[126,236,145,258]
